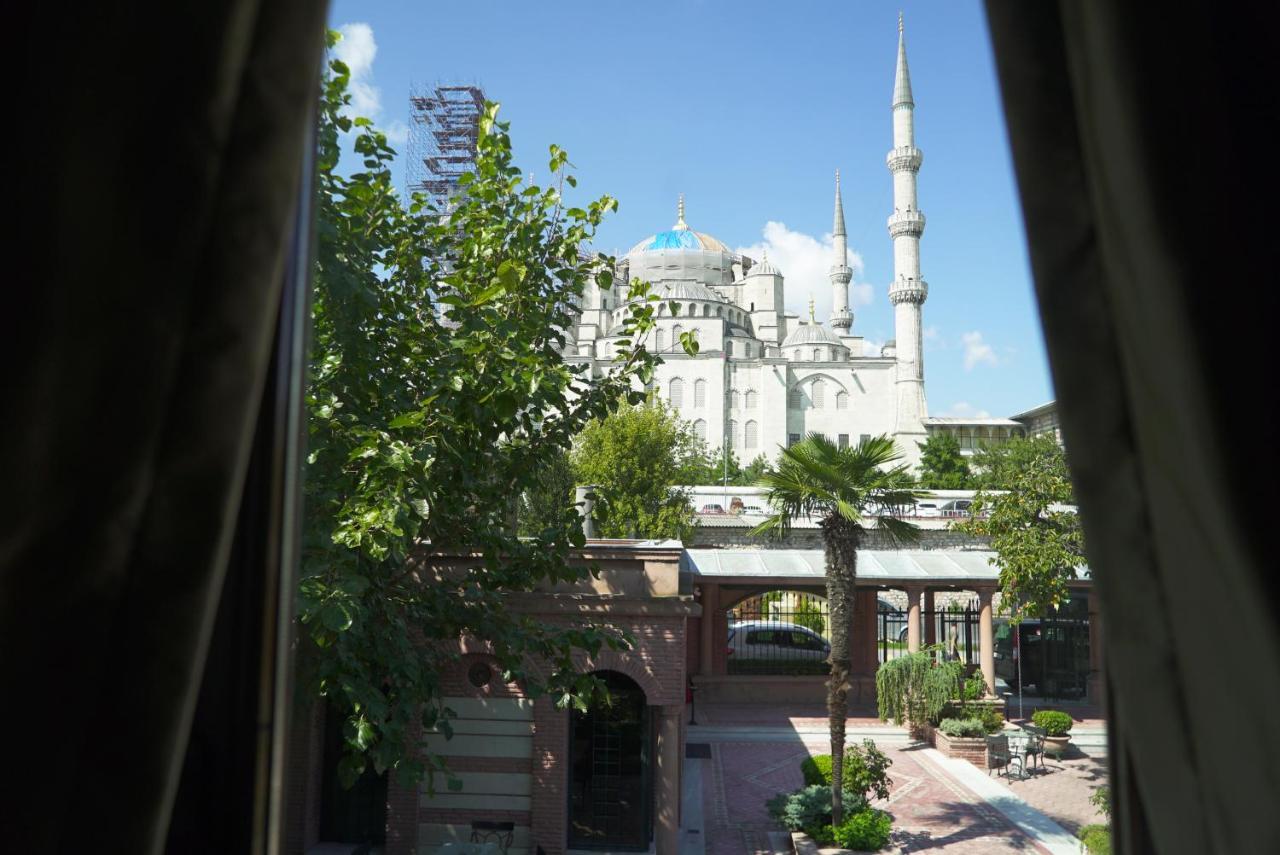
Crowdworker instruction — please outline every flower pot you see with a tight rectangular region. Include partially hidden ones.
[1043,734,1070,757]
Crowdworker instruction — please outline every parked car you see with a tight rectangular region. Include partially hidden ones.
[939,499,974,517]
[912,501,942,518]
[740,504,766,515]
[727,621,830,661]
[699,503,726,515]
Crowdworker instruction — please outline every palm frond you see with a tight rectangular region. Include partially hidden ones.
[875,514,922,547]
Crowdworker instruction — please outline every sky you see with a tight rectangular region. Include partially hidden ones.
[326,0,1054,419]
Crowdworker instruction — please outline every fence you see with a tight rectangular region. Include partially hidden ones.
[877,600,982,665]
[726,591,831,675]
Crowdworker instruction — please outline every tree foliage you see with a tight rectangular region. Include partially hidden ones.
[751,434,920,825]
[571,402,698,539]
[956,435,1086,617]
[517,448,575,539]
[915,434,971,489]
[301,34,675,789]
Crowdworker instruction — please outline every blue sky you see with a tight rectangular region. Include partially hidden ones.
[327,0,1053,418]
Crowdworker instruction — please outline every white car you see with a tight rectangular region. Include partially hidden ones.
[727,621,830,661]
[912,501,942,518]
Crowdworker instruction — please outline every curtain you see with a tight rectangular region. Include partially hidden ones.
[5,2,327,851]
[984,3,1279,851]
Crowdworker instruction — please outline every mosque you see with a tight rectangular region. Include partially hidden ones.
[567,16,936,466]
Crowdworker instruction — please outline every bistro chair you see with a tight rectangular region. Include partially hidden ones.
[987,734,1023,778]
[1023,725,1047,772]
[470,821,515,855]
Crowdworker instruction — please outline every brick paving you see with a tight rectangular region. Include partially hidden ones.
[698,737,1050,854]
[696,702,890,729]
[990,749,1109,836]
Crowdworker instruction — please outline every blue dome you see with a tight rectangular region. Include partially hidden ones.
[646,229,705,250]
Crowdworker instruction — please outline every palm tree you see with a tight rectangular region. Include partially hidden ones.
[749,434,921,824]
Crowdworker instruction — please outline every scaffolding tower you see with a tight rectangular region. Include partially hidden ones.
[408,84,485,210]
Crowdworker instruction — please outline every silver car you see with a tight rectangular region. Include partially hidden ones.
[727,620,831,661]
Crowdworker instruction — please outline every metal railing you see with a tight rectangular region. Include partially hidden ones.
[727,592,831,675]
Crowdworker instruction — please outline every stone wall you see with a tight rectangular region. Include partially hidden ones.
[688,525,990,551]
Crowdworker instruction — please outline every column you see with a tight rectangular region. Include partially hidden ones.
[978,587,996,697]
[699,584,718,676]
[655,704,683,855]
[1087,592,1105,705]
[923,589,937,645]
[905,585,924,653]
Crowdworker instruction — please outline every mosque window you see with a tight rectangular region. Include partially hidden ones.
[744,420,758,449]
[702,304,710,317]
[729,390,740,409]
[655,328,666,352]
[673,323,684,341]
[788,387,802,409]
[812,348,821,361]
[670,378,684,409]
[859,434,871,447]
[788,433,801,447]
[838,434,850,449]
[693,419,707,441]
[729,419,739,447]
[836,390,848,410]
[715,307,722,317]
[726,341,733,357]
[694,379,707,408]
[744,390,757,409]
[812,380,825,409]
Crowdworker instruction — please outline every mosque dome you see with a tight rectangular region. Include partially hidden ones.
[782,322,843,347]
[628,195,732,256]
[749,250,780,276]
[655,281,726,302]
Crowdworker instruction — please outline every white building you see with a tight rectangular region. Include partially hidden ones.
[568,20,932,467]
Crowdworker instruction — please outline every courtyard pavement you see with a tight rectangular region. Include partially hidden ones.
[685,710,1109,854]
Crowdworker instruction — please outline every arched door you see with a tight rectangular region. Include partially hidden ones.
[567,671,652,850]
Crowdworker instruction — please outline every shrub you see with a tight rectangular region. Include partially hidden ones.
[1090,785,1112,820]
[1077,824,1112,854]
[799,741,892,802]
[1031,709,1073,736]
[832,808,894,851]
[792,599,826,635]
[876,652,964,726]
[938,717,986,738]
[766,785,864,832]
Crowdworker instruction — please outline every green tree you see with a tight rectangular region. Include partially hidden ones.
[956,436,1086,616]
[915,434,971,489]
[571,402,698,539]
[971,433,1057,489]
[301,35,680,788]
[517,448,575,538]
[737,453,772,486]
[750,434,920,824]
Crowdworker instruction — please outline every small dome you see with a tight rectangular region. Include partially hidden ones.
[628,194,732,256]
[654,281,726,303]
[782,322,843,348]
[749,250,780,276]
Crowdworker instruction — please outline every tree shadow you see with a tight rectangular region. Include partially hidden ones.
[890,801,1041,851]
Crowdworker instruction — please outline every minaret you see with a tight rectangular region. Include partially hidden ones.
[829,170,853,331]
[886,13,928,443]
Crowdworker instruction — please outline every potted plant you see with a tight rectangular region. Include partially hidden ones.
[1031,709,1073,757]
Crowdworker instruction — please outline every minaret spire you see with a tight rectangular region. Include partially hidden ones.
[887,13,929,456]
[829,169,853,331]
[674,193,688,230]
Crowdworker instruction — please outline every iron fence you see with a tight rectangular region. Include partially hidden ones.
[877,600,982,665]
[726,592,831,675]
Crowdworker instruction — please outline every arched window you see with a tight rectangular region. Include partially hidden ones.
[729,390,741,409]
[729,419,739,447]
[693,419,707,441]
[693,379,707,408]
[726,340,734,357]
[673,323,684,342]
[836,390,849,410]
[702,304,710,317]
[715,307,722,317]
[744,420,759,448]
[654,328,666,352]
[812,348,821,361]
[812,380,825,409]
[670,377,684,409]
[788,387,803,409]
[744,390,757,409]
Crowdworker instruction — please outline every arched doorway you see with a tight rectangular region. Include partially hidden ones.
[568,671,652,850]
[725,589,831,675]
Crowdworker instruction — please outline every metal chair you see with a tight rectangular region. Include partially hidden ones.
[1023,725,1047,772]
[471,821,515,855]
[986,734,1023,778]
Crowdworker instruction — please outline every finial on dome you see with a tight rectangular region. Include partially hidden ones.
[674,193,688,230]
[898,11,904,33]
[808,295,816,323]
[762,248,769,263]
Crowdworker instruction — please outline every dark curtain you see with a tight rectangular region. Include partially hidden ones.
[4,2,326,852]
[985,3,1279,852]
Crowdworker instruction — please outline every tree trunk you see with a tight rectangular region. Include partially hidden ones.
[822,518,861,827]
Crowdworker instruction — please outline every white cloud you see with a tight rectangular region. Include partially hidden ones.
[940,401,992,419]
[334,23,381,119]
[923,325,941,345]
[961,330,998,371]
[382,119,409,147]
[736,222,872,322]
